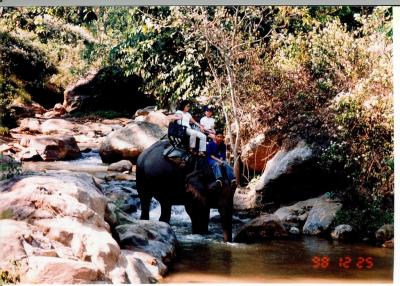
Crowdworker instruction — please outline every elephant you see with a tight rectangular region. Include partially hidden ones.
[136,140,236,242]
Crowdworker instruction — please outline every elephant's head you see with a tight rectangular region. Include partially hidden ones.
[185,169,236,242]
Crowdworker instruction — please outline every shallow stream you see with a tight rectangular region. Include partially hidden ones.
[141,205,394,283]
[22,150,394,283]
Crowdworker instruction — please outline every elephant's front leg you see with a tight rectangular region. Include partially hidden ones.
[139,194,151,220]
[187,204,210,234]
[159,201,172,223]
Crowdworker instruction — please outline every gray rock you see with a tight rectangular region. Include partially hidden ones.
[302,197,342,235]
[331,224,355,241]
[19,137,31,147]
[108,160,133,172]
[255,142,312,192]
[134,111,170,129]
[0,171,168,284]
[254,141,327,205]
[105,203,136,228]
[383,239,394,248]
[41,119,78,135]
[21,135,81,161]
[25,255,103,284]
[115,220,177,275]
[233,214,288,243]
[375,224,394,243]
[233,180,261,211]
[100,121,166,163]
[289,227,300,235]
[134,106,157,117]
[119,203,137,214]
[19,118,42,133]
[274,197,318,222]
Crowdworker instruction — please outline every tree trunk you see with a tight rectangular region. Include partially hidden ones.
[225,53,241,184]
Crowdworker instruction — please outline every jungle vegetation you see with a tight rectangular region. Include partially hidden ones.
[0,6,393,228]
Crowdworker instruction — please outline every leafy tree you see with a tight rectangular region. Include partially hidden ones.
[109,7,209,109]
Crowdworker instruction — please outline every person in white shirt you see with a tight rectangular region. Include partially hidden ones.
[173,100,207,155]
[200,106,216,140]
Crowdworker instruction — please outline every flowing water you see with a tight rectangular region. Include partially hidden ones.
[23,151,394,283]
[142,206,394,283]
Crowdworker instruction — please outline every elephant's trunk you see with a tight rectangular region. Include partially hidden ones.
[220,207,233,242]
[223,228,232,242]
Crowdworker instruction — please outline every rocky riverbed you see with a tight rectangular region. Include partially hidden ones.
[0,111,176,283]
[0,110,394,284]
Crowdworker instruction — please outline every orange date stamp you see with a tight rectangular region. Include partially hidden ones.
[312,256,374,269]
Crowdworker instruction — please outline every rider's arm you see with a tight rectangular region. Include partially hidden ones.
[211,155,223,164]
[190,117,204,130]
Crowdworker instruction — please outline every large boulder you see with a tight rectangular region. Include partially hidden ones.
[241,133,280,172]
[271,194,344,236]
[40,119,78,135]
[110,249,156,283]
[134,106,157,116]
[115,220,177,279]
[233,214,287,243]
[25,256,103,284]
[33,217,120,274]
[233,179,261,211]
[108,160,133,172]
[8,102,47,121]
[331,224,355,241]
[274,197,319,223]
[42,103,67,118]
[0,219,103,284]
[100,121,167,163]
[254,141,330,205]
[0,220,31,280]
[19,118,42,133]
[20,135,81,161]
[0,172,173,283]
[0,173,113,283]
[375,224,394,244]
[134,111,170,129]
[63,66,155,113]
[302,197,342,235]
[0,172,108,223]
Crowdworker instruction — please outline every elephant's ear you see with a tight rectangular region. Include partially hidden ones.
[207,181,222,193]
[186,181,207,204]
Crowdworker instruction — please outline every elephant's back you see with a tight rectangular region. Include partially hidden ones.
[137,140,184,192]
[137,140,168,168]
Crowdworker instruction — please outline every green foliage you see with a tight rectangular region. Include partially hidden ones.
[0,127,10,136]
[334,202,394,238]
[109,7,209,108]
[0,7,116,126]
[0,154,22,180]
[0,7,393,221]
[247,7,393,210]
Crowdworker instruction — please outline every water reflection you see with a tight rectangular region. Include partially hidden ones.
[161,206,393,283]
[164,236,393,283]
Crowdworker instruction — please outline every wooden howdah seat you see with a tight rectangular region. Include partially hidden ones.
[163,121,192,167]
[168,127,190,151]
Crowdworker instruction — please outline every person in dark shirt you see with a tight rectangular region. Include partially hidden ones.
[206,131,236,188]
